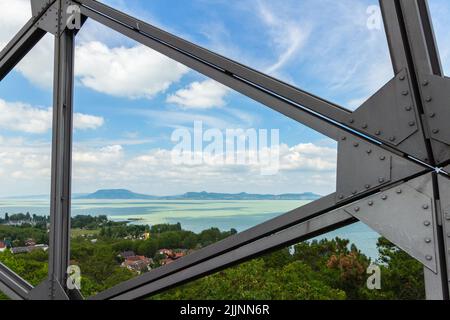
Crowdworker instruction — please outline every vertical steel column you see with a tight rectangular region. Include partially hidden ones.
[381,0,449,299]
[47,0,75,299]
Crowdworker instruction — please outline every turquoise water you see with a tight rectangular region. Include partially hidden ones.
[0,199,381,259]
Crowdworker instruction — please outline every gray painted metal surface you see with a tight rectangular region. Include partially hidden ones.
[0,0,449,300]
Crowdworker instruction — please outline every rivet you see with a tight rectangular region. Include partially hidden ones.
[424,221,431,227]
[362,123,368,129]
[367,149,372,154]
[429,112,436,118]
[379,178,385,183]
[381,195,388,200]
[389,136,396,142]
[375,130,381,136]
[365,184,371,189]
[447,233,450,238]
[368,201,374,206]
[396,189,402,194]
[399,75,406,81]
[354,207,360,212]
[432,129,440,134]
[426,96,432,102]
[341,136,347,141]
[338,195,344,200]
[425,238,432,244]
[349,119,355,124]
[445,215,450,221]
[423,204,429,210]
[405,106,412,111]
[380,156,386,161]
[422,80,429,86]
[402,90,409,96]
[352,190,358,195]
[353,142,359,147]
[409,121,415,127]
[426,255,433,261]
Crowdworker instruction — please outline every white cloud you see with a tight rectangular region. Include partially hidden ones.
[75,41,189,99]
[257,1,309,74]
[74,113,105,130]
[0,0,30,50]
[0,99,104,134]
[166,79,229,109]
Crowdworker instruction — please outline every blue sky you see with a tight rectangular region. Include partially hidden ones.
[0,0,449,197]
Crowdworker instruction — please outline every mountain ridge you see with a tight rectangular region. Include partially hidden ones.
[77,189,321,200]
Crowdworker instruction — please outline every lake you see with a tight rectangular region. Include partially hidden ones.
[0,198,381,259]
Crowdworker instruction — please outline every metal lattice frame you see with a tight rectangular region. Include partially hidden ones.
[0,0,449,300]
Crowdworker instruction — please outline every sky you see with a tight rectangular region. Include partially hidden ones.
[0,0,449,197]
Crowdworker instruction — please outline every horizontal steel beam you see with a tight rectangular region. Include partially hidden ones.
[0,262,33,300]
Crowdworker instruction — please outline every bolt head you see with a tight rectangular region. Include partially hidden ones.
[341,136,347,141]
[423,204,429,210]
[409,121,415,127]
[402,90,409,96]
[396,189,402,194]
[424,221,431,227]
[429,112,436,118]
[389,136,396,142]
[425,238,432,244]
[432,129,440,134]
[423,80,429,86]
[426,96,432,102]
[362,123,368,129]
[353,142,359,147]
[339,195,344,200]
[379,178,385,183]
[399,75,406,81]
[368,201,374,206]
[349,119,355,124]
[445,215,450,221]
[375,130,381,135]
[405,106,412,111]
[367,149,372,154]
[354,207,360,212]
[380,156,386,161]
[381,195,388,200]
[365,184,371,189]
[425,255,433,261]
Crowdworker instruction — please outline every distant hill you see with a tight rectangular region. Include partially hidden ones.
[77,189,157,200]
[78,189,321,200]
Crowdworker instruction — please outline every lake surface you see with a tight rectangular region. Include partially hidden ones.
[0,199,381,259]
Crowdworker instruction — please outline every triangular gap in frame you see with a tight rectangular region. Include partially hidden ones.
[67,17,345,298]
[0,32,56,299]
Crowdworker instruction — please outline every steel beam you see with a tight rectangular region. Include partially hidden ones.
[46,0,75,299]
[0,262,33,300]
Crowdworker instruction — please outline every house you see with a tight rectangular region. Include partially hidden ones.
[173,252,186,259]
[25,239,36,247]
[0,241,6,253]
[121,255,153,274]
[10,244,49,254]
